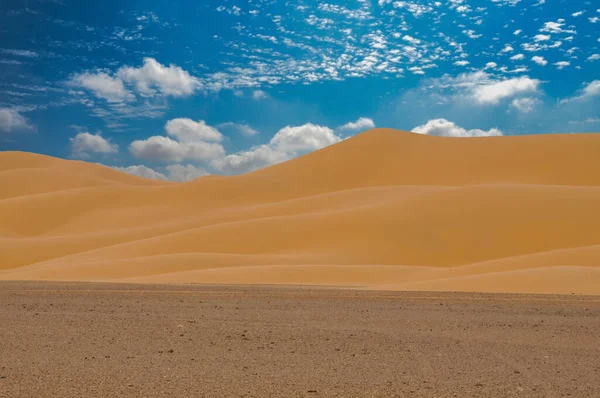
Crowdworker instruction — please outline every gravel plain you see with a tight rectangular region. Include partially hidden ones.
[1,281,599,397]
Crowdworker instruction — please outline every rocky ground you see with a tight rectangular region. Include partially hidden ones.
[1,282,599,397]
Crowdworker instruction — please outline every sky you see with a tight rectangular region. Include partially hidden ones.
[1,0,599,180]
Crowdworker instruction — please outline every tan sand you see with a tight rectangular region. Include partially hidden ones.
[1,129,600,294]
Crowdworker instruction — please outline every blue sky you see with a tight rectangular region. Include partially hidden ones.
[1,0,599,180]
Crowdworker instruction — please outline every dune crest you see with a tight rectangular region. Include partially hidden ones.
[2,129,600,295]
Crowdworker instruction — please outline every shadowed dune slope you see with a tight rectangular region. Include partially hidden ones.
[1,129,600,294]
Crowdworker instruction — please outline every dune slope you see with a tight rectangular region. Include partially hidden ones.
[1,129,600,294]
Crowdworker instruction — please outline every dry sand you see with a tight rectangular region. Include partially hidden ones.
[1,129,600,294]
[1,282,600,397]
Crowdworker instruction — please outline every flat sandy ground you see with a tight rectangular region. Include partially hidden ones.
[1,282,599,397]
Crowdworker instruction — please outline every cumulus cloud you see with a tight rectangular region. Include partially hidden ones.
[425,72,541,108]
[164,164,209,181]
[71,132,118,158]
[165,118,223,142]
[412,119,503,137]
[210,145,286,175]
[69,72,134,102]
[130,118,225,162]
[531,56,548,66]
[0,108,34,133]
[211,122,342,174]
[540,21,576,34]
[130,136,224,163]
[337,117,375,132]
[69,58,199,103]
[402,35,421,45]
[271,123,340,153]
[472,76,540,104]
[117,58,200,97]
[112,165,168,180]
[110,163,208,182]
[554,61,570,70]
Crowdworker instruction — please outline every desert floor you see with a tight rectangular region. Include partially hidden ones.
[1,281,599,397]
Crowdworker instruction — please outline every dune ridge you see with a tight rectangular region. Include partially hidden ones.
[1,128,600,294]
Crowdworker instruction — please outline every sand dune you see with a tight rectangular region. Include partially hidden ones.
[1,129,600,294]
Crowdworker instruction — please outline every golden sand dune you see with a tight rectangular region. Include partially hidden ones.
[1,129,600,294]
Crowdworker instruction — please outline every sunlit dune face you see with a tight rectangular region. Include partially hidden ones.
[1,129,600,295]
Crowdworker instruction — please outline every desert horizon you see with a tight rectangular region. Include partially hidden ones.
[3,1,600,395]
[2,128,600,295]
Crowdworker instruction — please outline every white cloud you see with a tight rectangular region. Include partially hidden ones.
[130,119,225,162]
[402,35,421,45]
[412,119,503,137]
[69,72,134,102]
[117,58,200,97]
[112,165,168,180]
[485,62,497,69]
[210,145,285,174]
[540,21,576,34]
[510,97,540,113]
[472,76,540,105]
[211,122,342,174]
[165,118,223,142]
[531,56,548,66]
[513,29,522,35]
[501,44,514,52]
[427,72,540,107]
[164,164,209,181]
[563,80,600,102]
[109,163,209,182]
[0,49,38,58]
[70,132,118,158]
[534,34,551,42]
[130,135,224,163]
[70,58,199,103]
[0,108,34,133]
[217,122,259,136]
[588,54,600,61]
[589,17,599,23]
[270,123,340,153]
[408,66,425,75]
[572,11,585,17]
[252,90,268,99]
[337,117,375,132]
[554,61,570,69]
[510,54,525,60]
[454,60,470,66]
